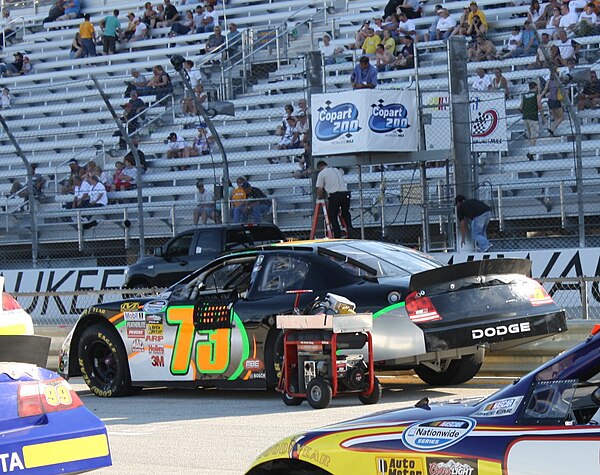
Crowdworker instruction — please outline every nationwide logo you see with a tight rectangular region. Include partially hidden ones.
[315,101,360,141]
[143,300,168,313]
[368,99,410,134]
[402,418,476,452]
[426,457,478,475]
[376,457,424,475]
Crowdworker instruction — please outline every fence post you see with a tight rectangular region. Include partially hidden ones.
[581,277,589,320]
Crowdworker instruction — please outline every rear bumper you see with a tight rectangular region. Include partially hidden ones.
[422,310,568,352]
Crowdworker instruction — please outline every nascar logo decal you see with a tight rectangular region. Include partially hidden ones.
[471,109,498,138]
[401,418,476,452]
[368,99,410,134]
[315,102,360,141]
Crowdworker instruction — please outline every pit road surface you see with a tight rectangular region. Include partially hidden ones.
[74,375,507,475]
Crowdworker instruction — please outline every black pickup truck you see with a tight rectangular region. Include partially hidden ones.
[123,224,285,288]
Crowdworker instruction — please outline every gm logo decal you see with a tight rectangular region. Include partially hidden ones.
[401,417,476,452]
[368,99,410,133]
[315,101,360,141]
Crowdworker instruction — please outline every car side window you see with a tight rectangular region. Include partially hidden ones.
[256,255,309,295]
[203,262,254,294]
[166,234,193,258]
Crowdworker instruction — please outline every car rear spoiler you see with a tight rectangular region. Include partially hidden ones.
[409,258,532,291]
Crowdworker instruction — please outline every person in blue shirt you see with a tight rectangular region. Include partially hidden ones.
[350,56,377,89]
[57,0,80,21]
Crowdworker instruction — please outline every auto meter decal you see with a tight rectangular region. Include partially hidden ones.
[401,418,476,452]
[143,300,168,313]
[368,99,410,134]
[315,102,360,141]
[471,109,498,138]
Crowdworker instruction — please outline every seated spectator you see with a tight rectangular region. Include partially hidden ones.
[231,176,247,221]
[528,0,549,29]
[382,29,396,54]
[182,83,207,116]
[466,14,487,37]
[577,70,600,110]
[122,90,146,133]
[362,28,381,55]
[545,4,562,34]
[1,87,10,109]
[226,23,242,61]
[197,3,218,33]
[491,68,510,98]
[0,51,23,77]
[111,161,126,190]
[350,55,378,89]
[65,175,91,209]
[373,16,385,34]
[193,181,215,225]
[124,69,147,97]
[320,33,347,65]
[86,160,99,178]
[575,2,599,35]
[142,2,158,29]
[467,35,496,62]
[501,26,522,58]
[155,4,165,26]
[206,25,225,55]
[556,28,580,61]
[528,33,551,68]
[236,182,270,224]
[0,10,17,47]
[467,2,487,29]
[183,60,201,87]
[157,0,179,28]
[435,9,456,40]
[56,0,81,22]
[397,0,421,19]
[471,67,492,91]
[121,12,136,41]
[276,104,294,136]
[136,65,173,101]
[70,32,83,59]
[392,35,415,69]
[124,135,148,173]
[85,175,107,207]
[295,112,310,148]
[169,11,193,36]
[423,5,443,42]
[129,17,148,42]
[166,132,192,169]
[549,44,566,67]
[382,14,399,37]
[375,43,394,72]
[60,158,83,194]
[510,20,539,57]
[396,12,416,37]
[557,3,578,36]
[96,166,112,189]
[23,164,46,201]
[118,156,138,189]
[193,124,213,155]
[351,20,371,50]
[43,0,65,25]
[297,98,309,116]
[278,117,299,150]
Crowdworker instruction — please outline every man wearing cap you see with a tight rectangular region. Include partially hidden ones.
[435,9,456,40]
[237,182,270,224]
[350,56,377,89]
[59,159,83,194]
[316,161,351,238]
[424,5,444,42]
[166,132,192,170]
[79,14,97,57]
[102,9,120,55]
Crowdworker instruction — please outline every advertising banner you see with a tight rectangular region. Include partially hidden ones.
[422,90,508,152]
[311,89,419,155]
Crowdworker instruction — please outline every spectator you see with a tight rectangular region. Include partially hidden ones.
[362,28,381,56]
[466,14,487,37]
[158,0,179,27]
[0,51,23,77]
[541,76,564,135]
[121,12,136,41]
[237,182,270,224]
[182,83,207,116]
[142,2,158,29]
[471,68,492,91]
[124,135,148,173]
[423,5,444,42]
[545,4,562,34]
[226,23,242,61]
[278,116,299,150]
[435,9,456,40]
[556,28,580,61]
[350,55,377,89]
[276,104,294,136]
[56,0,81,22]
[0,10,16,47]
[85,175,107,207]
[169,11,193,36]
[155,4,165,26]
[491,68,510,98]
[397,0,421,19]
[501,26,522,58]
[206,25,225,55]
[510,20,539,57]
[352,20,371,50]
[122,90,146,133]
[392,35,415,69]
[384,0,402,19]
[119,156,138,190]
[197,3,218,32]
[0,87,10,109]
[102,9,120,55]
[294,111,310,148]
[136,65,173,101]
[193,124,213,155]
[520,81,545,158]
[70,32,83,59]
[577,70,600,110]
[66,175,91,209]
[231,176,247,221]
[382,29,396,54]
[60,158,83,194]
[528,0,548,29]
[193,181,215,225]
[124,69,147,97]
[183,60,201,87]
[86,160,99,178]
[297,98,309,116]
[22,164,47,200]
[130,17,148,42]
[43,0,65,24]
[111,161,126,190]
[375,43,394,71]
[467,2,487,28]
[557,3,578,35]
[19,56,32,75]
[79,14,97,58]
[576,2,598,36]
[548,44,565,67]
[382,14,400,36]
[396,12,416,37]
[320,33,346,65]
[96,166,112,189]
[315,160,352,238]
[467,35,496,62]
[373,16,385,34]
[451,7,471,36]
[193,5,206,33]
[455,195,492,252]
[166,132,192,168]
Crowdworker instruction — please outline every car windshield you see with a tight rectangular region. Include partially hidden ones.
[322,242,443,277]
[518,380,578,425]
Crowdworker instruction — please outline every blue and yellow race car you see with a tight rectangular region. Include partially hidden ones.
[247,326,600,475]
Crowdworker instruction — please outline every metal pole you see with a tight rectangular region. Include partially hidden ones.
[172,61,231,223]
[0,114,38,267]
[92,77,146,259]
[420,162,429,251]
[358,165,365,239]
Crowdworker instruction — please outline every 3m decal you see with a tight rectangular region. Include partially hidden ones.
[402,418,476,452]
[143,300,168,313]
[151,355,165,367]
[426,457,478,475]
[377,457,424,475]
[473,396,523,417]
[120,302,139,311]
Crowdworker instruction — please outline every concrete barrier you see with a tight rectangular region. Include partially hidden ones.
[36,321,598,376]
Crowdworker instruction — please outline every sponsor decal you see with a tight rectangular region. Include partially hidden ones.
[148,344,164,355]
[315,102,360,141]
[401,418,476,452]
[143,300,168,313]
[368,99,410,134]
[244,358,264,372]
[471,109,498,138]
[426,458,478,475]
[120,301,139,311]
[131,339,144,352]
[259,440,292,459]
[127,328,145,339]
[127,321,145,329]
[251,372,266,380]
[0,453,24,472]
[145,335,164,342]
[146,314,162,324]
[473,396,523,418]
[151,355,165,367]
[377,457,424,475]
[298,343,322,352]
[471,322,531,340]
[81,306,106,315]
[147,323,163,335]
[124,311,145,322]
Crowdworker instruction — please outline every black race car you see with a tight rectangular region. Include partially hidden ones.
[58,240,567,397]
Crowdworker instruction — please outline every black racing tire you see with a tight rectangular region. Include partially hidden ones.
[358,377,382,405]
[281,375,303,406]
[265,328,284,389]
[306,377,332,409]
[414,350,485,386]
[78,323,137,397]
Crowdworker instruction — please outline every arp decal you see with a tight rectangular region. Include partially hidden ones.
[377,457,424,475]
[143,300,168,313]
[473,397,523,418]
[401,418,476,452]
[426,457,478,475]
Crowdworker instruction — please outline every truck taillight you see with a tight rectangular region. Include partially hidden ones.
[18,379,83,417]
[528,280,555,306]
[2,292,22,311]
[405,291,441,323]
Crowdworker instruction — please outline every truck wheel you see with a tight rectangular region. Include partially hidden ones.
[281,376,303,406]
[78,324,137,397]
[306,377,332,409]
[358,377,382,405]
[414,350,485,386]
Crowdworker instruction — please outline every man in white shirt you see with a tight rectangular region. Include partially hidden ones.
[436,9,456,40]
[278,117,299,149]
[576,2,598,36]
[471,68,492,91]
[557,3,579,35]
[197,3,219,33]
[396,12,416,37]
[320,33,341,65]
[193,181,215,225]
[87,175,107,206]
[315,160,352,238]
[556,28,580,60]
[166,132,192,159]
[183,59,201,87]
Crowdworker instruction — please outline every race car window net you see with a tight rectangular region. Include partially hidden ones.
[405,291,442,323]
[18,379,83,417]
[256,255,310,295]
[2,292,21,311]
[518,379,578,426]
